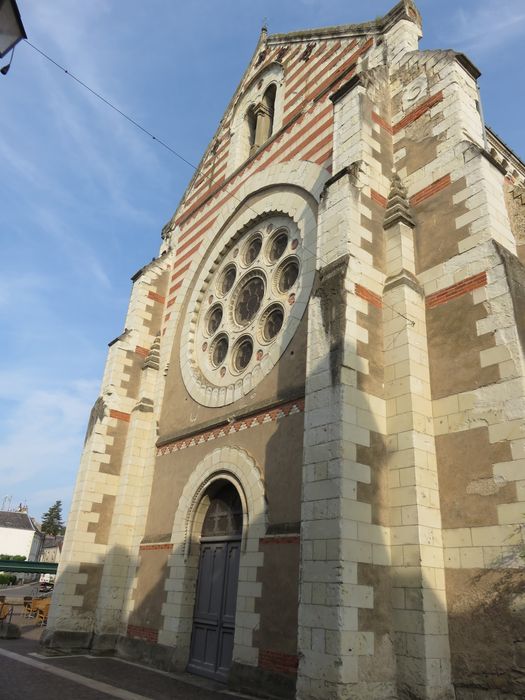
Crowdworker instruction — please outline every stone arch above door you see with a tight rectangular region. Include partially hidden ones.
[159,446,266,671]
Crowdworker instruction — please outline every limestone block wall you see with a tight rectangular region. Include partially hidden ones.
[300,19,525,699]
[298,29,453,699]
[426,241,525,695]
[45,257,170,646]
[384,39,525,698]
[504,183,525,264]
[298,99,394,696]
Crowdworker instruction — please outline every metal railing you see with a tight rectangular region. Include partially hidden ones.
[0,561,58,574]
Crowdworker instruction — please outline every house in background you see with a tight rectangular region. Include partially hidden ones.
[0,509,43,562]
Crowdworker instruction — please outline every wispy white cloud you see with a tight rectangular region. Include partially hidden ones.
[0,371,99,517]
[22,0,169,227]
[30,1,113,90]
[0,273,52,310]
[27,61,160,226]
[35,206,112,289]
[445,0,525,55]
[0,138,42,189]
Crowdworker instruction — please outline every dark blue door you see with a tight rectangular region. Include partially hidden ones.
[187,538,241,681]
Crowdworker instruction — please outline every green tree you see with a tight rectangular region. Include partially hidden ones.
[41,500,65,538]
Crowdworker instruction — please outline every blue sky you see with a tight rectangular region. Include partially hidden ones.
[1,0,524,523]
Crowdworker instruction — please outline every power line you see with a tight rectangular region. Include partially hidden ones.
[25,40,197,171]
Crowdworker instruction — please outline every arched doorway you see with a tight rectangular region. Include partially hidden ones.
[187,481,242,682]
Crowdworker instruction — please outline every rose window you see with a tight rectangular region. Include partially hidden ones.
[192,218,301,383]
[181,208,314,407]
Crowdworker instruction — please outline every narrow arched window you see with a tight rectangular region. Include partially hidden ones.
[227,65,283,173]
[262,83,276,137]
[248,83,277,156]
[246,105,257,156]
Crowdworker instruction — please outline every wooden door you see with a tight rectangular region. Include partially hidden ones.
[187,538,241,681]
[187,482,243,682]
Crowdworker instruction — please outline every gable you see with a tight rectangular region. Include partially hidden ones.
[169,31,375,232]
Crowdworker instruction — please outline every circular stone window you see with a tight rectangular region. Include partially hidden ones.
[232,336,253,372]
[206,304,223,335]
[243,234,262,266]
[268,229,288,262]
[260,304,284,342]
[218,265,236,296]
[276,257,299,293]
[180,209,315,407]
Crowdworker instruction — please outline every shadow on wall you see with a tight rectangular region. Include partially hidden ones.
[40,263,525,699]
[41,544,134,653]
[280,259,525,699]
[38,534,525,698]
[116,546,177,670]
[112,348,523,700]
[227,327,307,697]
[447,565,525,698]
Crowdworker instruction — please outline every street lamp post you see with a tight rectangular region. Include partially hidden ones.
[0,0,26,75]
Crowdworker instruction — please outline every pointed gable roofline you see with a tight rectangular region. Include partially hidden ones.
[165,26,269,235]
[163,0,422,239]
[267,0,421,45]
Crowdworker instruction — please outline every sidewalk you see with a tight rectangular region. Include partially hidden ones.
[0,600,261,700]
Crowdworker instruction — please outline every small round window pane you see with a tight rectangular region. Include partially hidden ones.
[220,266,236,295]
[269,231,288,262]
[211,335,228,367]
[263,306,284,340]
[244,235,262,265]
[235,276,265,325]
[207,305,223,335]
[278,259,299,293]
[233,337,253,371]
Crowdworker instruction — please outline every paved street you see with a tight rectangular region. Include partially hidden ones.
[0,581,40,598]
[0,602,259,700]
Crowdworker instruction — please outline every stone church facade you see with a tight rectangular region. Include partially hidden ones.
[45,2,525,698]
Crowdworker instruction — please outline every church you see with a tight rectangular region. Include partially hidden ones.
[44,2,525,698]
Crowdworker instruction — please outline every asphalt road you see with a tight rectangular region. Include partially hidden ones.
[0,581,40,598]
[0,648,257,700]
[0,609,259,700]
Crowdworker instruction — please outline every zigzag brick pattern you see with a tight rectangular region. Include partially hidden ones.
[157,398,305,456]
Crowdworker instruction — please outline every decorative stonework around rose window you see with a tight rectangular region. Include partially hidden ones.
[180,211,314,407]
